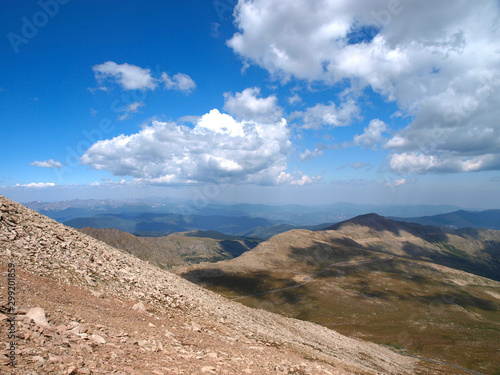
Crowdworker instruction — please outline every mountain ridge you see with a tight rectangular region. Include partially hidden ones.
[25,198,466,226]
[176,214,500,374]
[391,209,500,230]
[324,213,500,281]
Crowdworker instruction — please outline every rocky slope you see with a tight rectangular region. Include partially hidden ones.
[0,194,444,374]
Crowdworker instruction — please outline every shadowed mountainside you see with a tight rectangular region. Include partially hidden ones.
[79,227,260,268]
[176,214,500,374]
[326,213,500,281]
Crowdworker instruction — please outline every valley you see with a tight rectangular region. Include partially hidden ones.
[79,227,260,268]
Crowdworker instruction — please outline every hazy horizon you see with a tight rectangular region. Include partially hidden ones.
[2,190,487,214]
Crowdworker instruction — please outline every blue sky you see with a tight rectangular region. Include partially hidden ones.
[1,0,499,208]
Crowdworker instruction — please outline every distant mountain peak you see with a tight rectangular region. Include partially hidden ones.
[327,213,395,231]
[346,212,386,222]
[325,213,453,240]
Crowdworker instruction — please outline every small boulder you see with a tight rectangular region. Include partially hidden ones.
[132,301,147,313]
[90,290,104,298]
[90,334,106,345]
[26,307,50,328]
[191,322,202,332]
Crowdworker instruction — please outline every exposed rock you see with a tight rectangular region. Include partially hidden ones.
[90,334,106,345]
[90,290,104,298]
[26,307,50,328]
[190,322,202,332]
[67,323,82,336]
[131,302,147,313]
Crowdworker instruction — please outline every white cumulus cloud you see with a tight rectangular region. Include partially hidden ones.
[16,182,56,188]
[228,0,500,174]
[299,143,338,161]
[380,177,407,188]
[393,178,407,187]
[291,100,360,129]
[223,87,283,123]
[387,152,500,174]
[81,108,316,186]
[92,62,196,94]
[288,94,302,105]
[118,101,145,121]
[276,171,321,185]
[300,148,323,162]
[353,119,387,150]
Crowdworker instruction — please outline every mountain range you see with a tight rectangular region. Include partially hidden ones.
[4,193,500,373]
[25,199,500,241]
[392,209,500,230]
[65,213,275,237]
[176,213,500,374]
[25,198,463,226]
